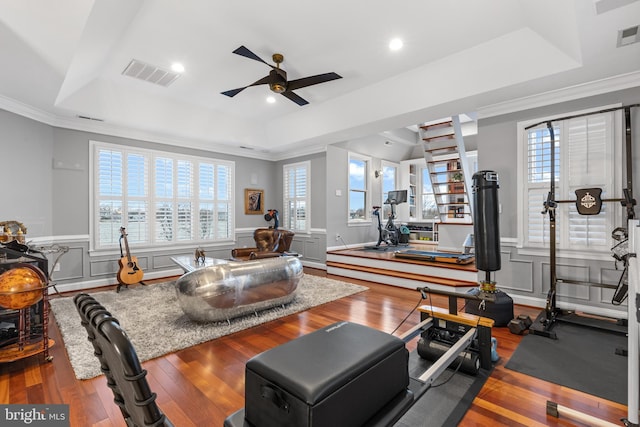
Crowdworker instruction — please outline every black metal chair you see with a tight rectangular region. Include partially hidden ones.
[74,293,174,427]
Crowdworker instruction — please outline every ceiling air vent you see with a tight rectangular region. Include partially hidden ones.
[617,25,640,47]
[122,59,180,87]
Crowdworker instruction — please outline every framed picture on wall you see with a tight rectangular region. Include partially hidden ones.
[244,189,264,215]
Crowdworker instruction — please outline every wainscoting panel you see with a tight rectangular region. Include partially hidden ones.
[235,234,256,249]
[90,258,123,277]
[50,245,85,281]
[153,253,183,269]
[598,266,627,305]
[303,238,322,262]
[494,250,534,293]
[541,262,590,301]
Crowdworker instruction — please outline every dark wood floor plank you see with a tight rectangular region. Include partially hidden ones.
[0,268,628,426]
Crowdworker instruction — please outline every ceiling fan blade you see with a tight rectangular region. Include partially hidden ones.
[221,87,246,98]
[232,46,275,68]
[221,76,271,98]
[286,72,342,91]
[281,90,309,106]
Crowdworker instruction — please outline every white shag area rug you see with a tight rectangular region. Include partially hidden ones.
[50,274,368,380]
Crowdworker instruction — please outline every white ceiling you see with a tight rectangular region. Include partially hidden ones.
[1,0,639,160]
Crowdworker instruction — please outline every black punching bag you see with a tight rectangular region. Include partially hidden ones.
[472,171,501,272]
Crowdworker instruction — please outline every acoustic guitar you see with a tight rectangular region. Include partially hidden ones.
[117,227,144,288]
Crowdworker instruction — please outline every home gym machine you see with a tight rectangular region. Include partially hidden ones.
[369,190,409,249]
[528,104,639,339]
[223,298,496,427]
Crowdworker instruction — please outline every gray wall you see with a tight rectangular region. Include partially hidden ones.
[480,86,640,238]
[0,111,53,236]
[267,152,328,266]
[274,151,327,230]
[478,87,640,315]
[50,126,277,235]
[3,84,639,310]
[0,110,327,291]
[326,145,388,249]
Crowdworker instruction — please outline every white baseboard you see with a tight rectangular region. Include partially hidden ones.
[301,260,326,270]
[51,268,183,294]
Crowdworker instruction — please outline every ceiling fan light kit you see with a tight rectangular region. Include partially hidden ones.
[268,64,287,94]
[221,45,342,106]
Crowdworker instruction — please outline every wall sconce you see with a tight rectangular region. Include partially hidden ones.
[374,170,382,178]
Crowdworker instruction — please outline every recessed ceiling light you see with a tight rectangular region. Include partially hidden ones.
[389,38,403,51]
[171,62,185,73]
[266,96,276,104]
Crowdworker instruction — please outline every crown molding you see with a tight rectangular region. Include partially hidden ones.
[6,70,639,162]
[269,143,328,161]
[0,95,59,126]
[477,70,640,119]
[0,94,324,161]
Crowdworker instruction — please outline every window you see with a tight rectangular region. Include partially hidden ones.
[381,162,398,219]
[420,166,438,220]
[92,141,234,250]
[283,161,310,233]
[348,153,371,221]
[518,106,622,254]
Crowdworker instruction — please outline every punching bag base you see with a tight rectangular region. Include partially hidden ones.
[465,288,514,327]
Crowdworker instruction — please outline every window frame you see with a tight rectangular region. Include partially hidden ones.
[282,160,311,234]
[348,152,372,224]
[419,165,439,221]
[516,104,623,259]
[380,160,399,219]
[90,140,235,252]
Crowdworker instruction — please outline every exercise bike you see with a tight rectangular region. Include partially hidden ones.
[372,190,409,248]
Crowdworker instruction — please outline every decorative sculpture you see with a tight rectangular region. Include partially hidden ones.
[194,247,206,264]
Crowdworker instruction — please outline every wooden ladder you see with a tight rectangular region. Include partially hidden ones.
[419,115,473,223]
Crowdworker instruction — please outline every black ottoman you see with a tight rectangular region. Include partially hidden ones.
[227,321,410,427]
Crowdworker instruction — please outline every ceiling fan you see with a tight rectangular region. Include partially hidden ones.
[221,46,342,106]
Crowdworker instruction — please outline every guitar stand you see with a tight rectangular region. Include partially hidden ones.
[116,280,147,293]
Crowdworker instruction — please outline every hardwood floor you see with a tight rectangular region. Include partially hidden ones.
[0,269,629,426]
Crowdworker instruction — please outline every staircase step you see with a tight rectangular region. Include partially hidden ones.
[424,145,458,153]
[423,133,455,142]
[427,159,461,166]
[325,261,477,288]
[431,180,466,185]
[434,193,467,197]
[420,120,453,130]
[430,172,463,177]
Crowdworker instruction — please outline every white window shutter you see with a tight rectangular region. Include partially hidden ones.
[283,162,310,232]
[522,110,619,253]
